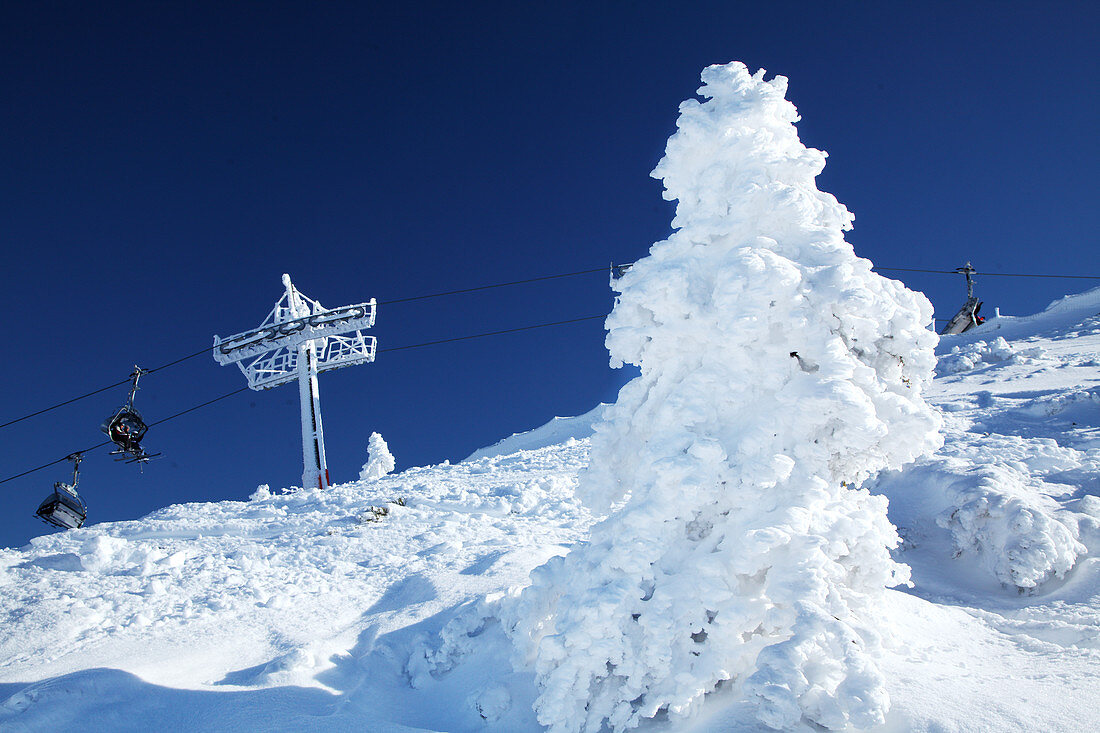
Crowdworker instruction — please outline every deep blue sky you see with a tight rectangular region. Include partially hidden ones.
[2,1,1096,548]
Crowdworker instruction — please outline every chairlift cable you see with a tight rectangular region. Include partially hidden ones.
[981,272,1100,279]
[0,313,608,486]
[377,266,617,306]
[2,261,1097,431]
[147,387,251,428]
[0,380,132,430]
[873,267,1100,279]
[146,345,220,374]
[0,440,113,486]
[0,346,223,431]
[379,314,607,353]
[0,268,623,431]
[1,386,256,486]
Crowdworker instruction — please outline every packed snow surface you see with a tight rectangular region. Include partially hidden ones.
[1,286,1099,731]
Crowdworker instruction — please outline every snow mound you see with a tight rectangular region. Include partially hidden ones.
[937,336,1047,376]
[1013,386,1100,423]
[874,428,1098,594]
[936,463,1085,589]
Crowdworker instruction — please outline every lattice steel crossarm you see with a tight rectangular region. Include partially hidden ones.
[224,332,377,390]
[213,300,375,364]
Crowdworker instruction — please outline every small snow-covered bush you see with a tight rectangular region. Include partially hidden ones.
[937,337,1045,375]
[360,432,396,481]
[872,428,1094,593]
[408,595,503,688]
[503,62,942,732]
[249,483,272,501]
[938,463,1086,590]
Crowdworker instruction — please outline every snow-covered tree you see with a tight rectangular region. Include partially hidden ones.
[359,432,395,481]
[504,63,943,732]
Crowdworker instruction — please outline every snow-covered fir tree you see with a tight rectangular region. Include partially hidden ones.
[503,62,943,732]
[359,432,395,481]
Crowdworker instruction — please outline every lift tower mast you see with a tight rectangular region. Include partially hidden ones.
[213,275,376,490]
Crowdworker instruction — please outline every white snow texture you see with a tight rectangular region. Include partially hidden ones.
[360,432,396,481]
[502,62,943,732]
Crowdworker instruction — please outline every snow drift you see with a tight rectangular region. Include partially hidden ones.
[498,62,943,732]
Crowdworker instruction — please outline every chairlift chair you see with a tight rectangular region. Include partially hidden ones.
[35,453,87,530]
[940,262,984,335]
[101,366,160,463]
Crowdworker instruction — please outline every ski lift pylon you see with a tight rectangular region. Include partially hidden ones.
[212,274,376,491]
[35,453,87,530]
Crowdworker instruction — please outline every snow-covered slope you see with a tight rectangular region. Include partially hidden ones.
[0,446,594,732]
[464,405,608,462]
[2,289,1100,732]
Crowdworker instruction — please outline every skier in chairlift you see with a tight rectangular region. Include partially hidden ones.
[105,410,148,457]
[110,419,134,451]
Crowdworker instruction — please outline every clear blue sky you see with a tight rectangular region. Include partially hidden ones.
[2,1,1096,548]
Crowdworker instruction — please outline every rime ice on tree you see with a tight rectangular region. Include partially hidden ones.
[505,63,942,732]
[360,432,395,481]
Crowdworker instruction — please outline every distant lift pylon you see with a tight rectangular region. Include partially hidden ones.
[213,274,377,490]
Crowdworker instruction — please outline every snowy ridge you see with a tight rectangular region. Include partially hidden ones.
[464,405,608,463]
[955,284,1100,344]
[0,445,595,732]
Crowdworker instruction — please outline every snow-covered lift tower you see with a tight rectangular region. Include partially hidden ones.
[213,275,376,490]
